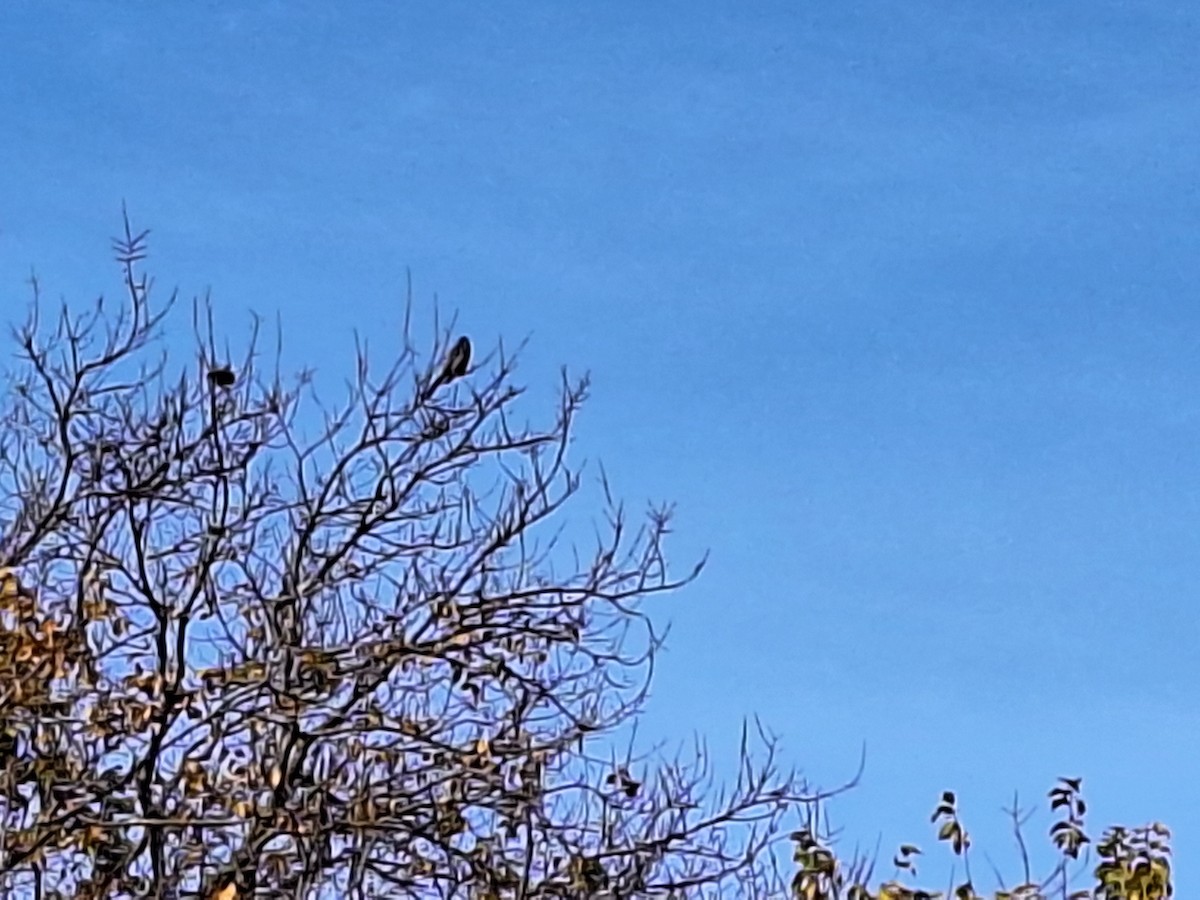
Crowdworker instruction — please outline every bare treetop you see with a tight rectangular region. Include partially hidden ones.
[0,219,813,900]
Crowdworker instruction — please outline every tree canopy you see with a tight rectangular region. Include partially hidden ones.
[0,219,1172,899]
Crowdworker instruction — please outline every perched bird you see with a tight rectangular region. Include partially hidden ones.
[207,366,236,388]
[428,336,471,394]
[442,336,471,383]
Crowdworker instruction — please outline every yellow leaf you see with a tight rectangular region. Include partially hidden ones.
[0,568,19,600]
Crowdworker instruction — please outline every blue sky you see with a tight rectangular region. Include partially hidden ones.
[2,1,1197,893]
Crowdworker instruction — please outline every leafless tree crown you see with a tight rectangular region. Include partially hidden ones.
[0,219,812,899]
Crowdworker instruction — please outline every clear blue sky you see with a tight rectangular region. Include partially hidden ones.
[2,1,1196,894]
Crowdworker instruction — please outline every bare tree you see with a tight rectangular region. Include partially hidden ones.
[0,217,828,899]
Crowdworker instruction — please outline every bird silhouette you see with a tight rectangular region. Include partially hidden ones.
[442,336,471,383]
[428,335,471,394]
[207,366,236,388]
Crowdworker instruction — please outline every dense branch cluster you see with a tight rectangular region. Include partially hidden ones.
[0,221,808,899]
[0,221,1171,900]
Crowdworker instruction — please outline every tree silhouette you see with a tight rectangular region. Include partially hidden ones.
[0,219,1172,900]
[0,218,820,899]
